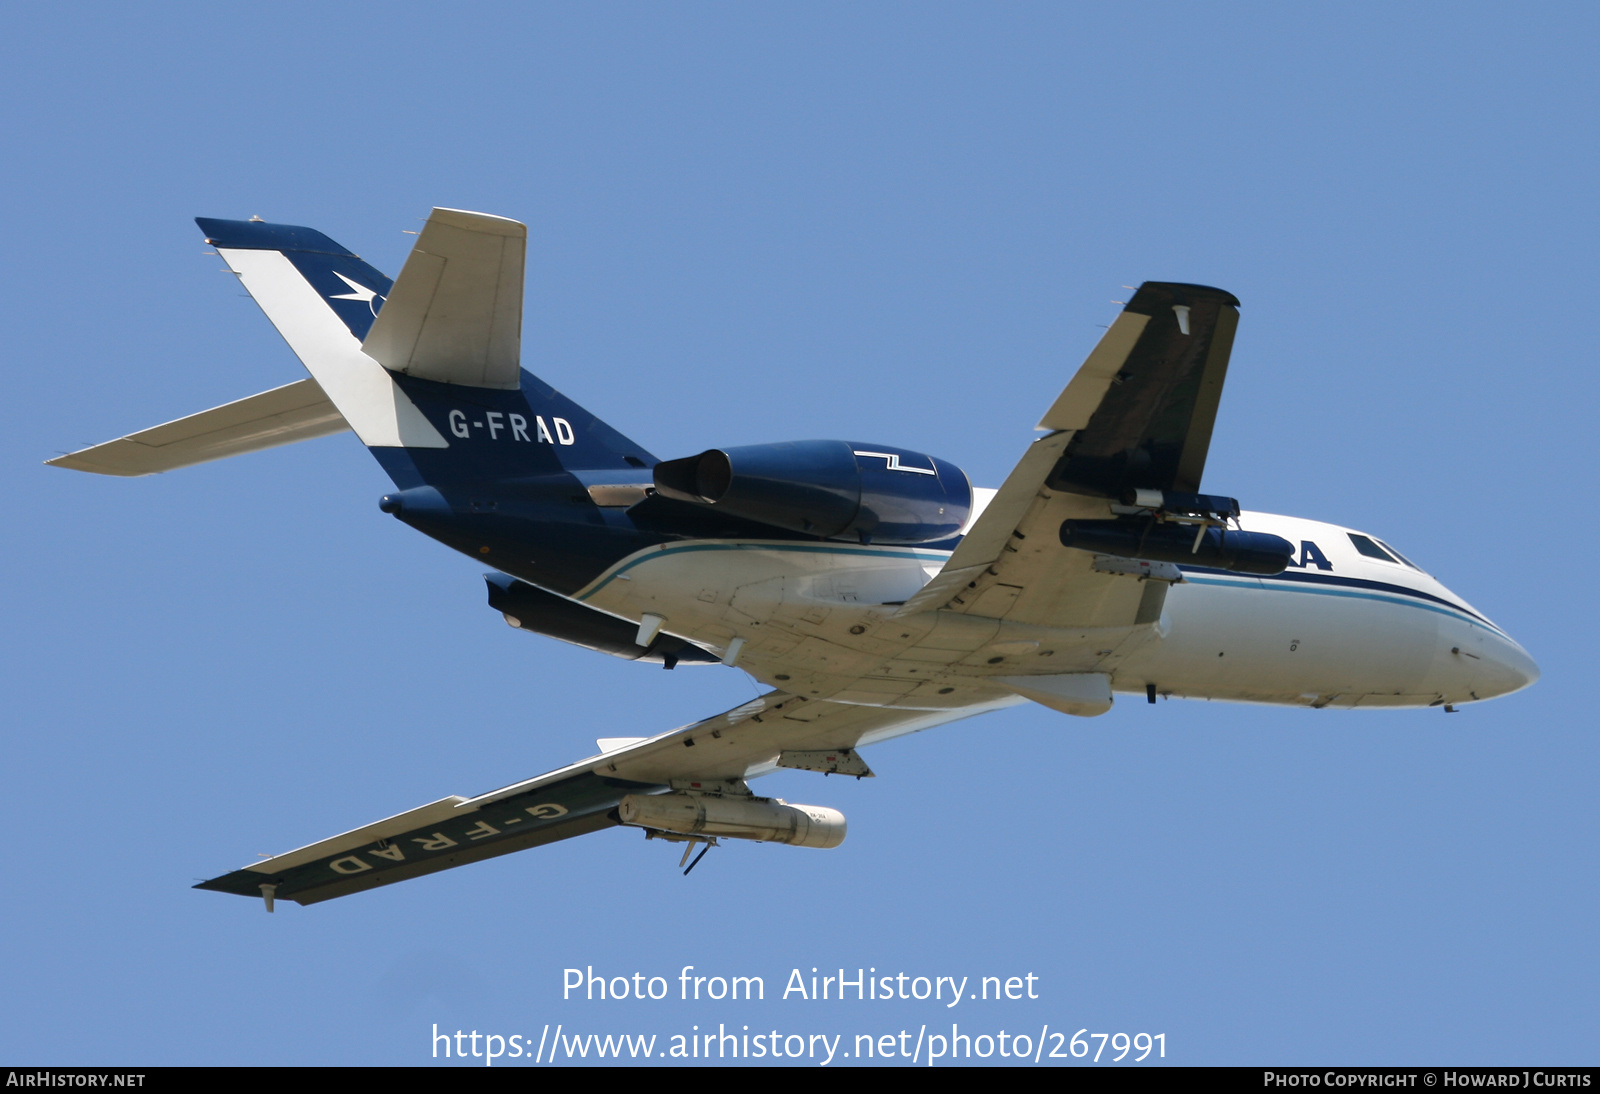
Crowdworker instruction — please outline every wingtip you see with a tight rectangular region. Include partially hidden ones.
[1126,282,1240,311]
[43,452,150,477]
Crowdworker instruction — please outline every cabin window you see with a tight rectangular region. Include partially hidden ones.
[1347,533,1399,563]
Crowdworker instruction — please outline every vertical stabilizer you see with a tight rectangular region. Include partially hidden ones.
[197,218,447,449]
[198,212,658,489]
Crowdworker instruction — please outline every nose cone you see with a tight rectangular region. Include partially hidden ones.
[1476,633,1540,699]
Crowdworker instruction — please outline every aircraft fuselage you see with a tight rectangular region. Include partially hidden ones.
[423,495,1536,717]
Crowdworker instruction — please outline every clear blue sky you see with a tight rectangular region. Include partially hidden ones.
[3,2,1595,1066]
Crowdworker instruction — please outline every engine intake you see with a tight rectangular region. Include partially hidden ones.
[653,440,970,544]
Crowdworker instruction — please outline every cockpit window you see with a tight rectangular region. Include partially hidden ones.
[1348,533,1398,563]
[1375,539,1423,571]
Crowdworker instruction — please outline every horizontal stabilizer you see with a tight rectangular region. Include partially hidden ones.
[362,208,526,390]
[47,379,349,476]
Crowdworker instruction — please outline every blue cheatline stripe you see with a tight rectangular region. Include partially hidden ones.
[1182,563,1490,619]
[1181,571,1509,639]
[1256,567,1490,622]
[575,541,953,602]
[576,541,1512,641]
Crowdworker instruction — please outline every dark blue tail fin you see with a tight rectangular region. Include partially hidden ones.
[373,372,658,490]
[198,209,655,490]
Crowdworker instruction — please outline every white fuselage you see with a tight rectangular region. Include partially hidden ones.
[572,510,1537,716]
[1117,512,1537,709]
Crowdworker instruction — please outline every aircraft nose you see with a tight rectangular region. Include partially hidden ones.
[1475,632,1540,699]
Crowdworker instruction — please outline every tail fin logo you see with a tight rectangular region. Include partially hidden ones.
[329,272,385,317]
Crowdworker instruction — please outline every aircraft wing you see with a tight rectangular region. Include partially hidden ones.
[899,282,1240,627]
[46,379,348,476]
[196,690,1013,907]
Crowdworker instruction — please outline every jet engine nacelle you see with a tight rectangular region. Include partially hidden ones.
[617,792,847,849]
[653,440,970,545]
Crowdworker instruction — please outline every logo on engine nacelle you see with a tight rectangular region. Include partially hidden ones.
[852,450,936,475]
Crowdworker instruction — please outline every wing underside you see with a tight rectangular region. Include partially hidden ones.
[902,282,1241,629]
[197,691,1009,906]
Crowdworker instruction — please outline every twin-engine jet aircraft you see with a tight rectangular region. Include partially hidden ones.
[50,208,1538,910]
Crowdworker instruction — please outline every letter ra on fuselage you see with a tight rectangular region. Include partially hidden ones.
[1284,540,1333,570]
